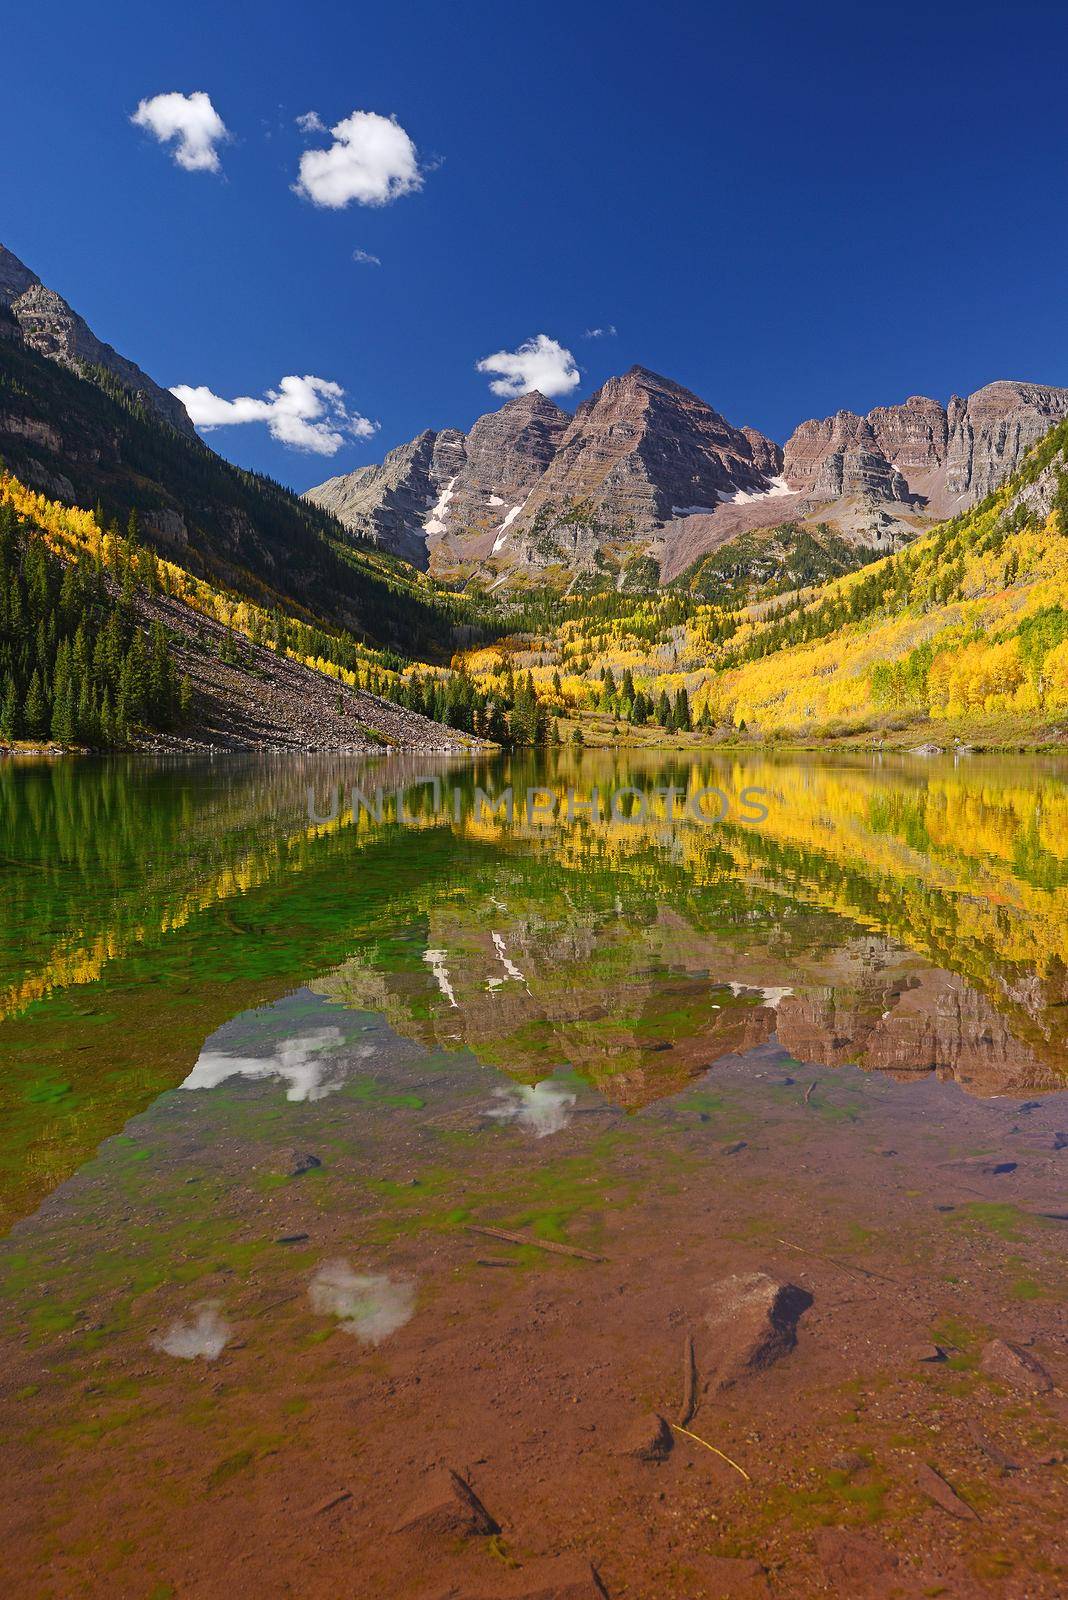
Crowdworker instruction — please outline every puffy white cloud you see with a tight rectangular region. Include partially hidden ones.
[352,248,381,266]
[131,91,229,173]
[583,325,617,339]
[308,1262,416,1344]
[181,1027,382,1098]
[294,110,422,208]
[170,376,378,456]
[295,110,326,134]
[476,334,580,399]
[487,1080,576,1138]
[153,1301,231,1361]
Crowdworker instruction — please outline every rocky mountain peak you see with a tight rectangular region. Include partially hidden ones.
[0,244,41,304]
[463,390,568,499]
[0,241,194,438]
[307,364,1068,589]
[508,365,779,554]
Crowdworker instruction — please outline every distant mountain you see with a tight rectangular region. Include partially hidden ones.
[782,382,1068,513]
[308,367,1068,590]
[306,390,570,571]
[505,367,784,572]
[306,367,787,584]
[0,243,195,438]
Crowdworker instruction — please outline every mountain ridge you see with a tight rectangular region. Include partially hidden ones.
[0,243,195,439]
[306,365,1068,589]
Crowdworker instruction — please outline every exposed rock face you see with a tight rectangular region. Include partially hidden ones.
[741,424,785,478]
[308,369,1068,587]
[464,389,569,503]
[516,366,777,532]
[0,243,196,438]
[782,411,910,502]
[304,393,567,569]
[867,393,948,475]
[306,430,453,568]
[943,381,1068,504]
[784,381,1068,514]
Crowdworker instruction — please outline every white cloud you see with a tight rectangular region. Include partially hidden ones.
[487,1080,576,1138]
[294,111,422,208]
[153,1301,231,1361]
[583,325,617,339]
[352,248,381,266]
[295,110,326,134]
[476,334,580,399]
[131,91,229,173]
[308,1262,415,1344]
[170,376,379,457]
[178,1026,379,1098]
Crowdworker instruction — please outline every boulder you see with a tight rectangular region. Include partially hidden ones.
[392,1469,499,1542]
[428,1557,609,1599]
[980,1338,1053,1393]
[618,1411,673,1462]
[916,1462,979,1521]
[813,1528,898,1592]
[703,1271,813,1390]
[687,1555,770,1598]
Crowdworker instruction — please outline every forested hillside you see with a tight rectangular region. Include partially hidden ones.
[0,474,485,751]
[0,307,473,661]
[0,495,187,745]
[437,417,1068,747]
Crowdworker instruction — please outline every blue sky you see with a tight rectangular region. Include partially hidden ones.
[3,0,1068,490]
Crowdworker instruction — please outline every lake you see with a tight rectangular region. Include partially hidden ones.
[1,750,1065,1598]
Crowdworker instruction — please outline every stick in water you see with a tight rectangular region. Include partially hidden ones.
[670,1423,751,1482]
[466,1225,606,1262]
[678,1331,698,1427]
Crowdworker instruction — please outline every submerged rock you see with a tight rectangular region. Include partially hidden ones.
[980,1338,1053,1393]
[814,1528,898,1591]
[910,1341,948,1364]
[430,1557,609,1599]
[287,1151,322,1177]
[916,1461,979,1521]
[392,1469,499,1542]
[940,1155,1017,1177]
[703,1271,813,1390]
[687,1555,770,1597]
[619,1411,673,1462]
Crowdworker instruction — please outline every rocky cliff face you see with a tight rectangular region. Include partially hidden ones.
[305,369,787,576]
[0,243,195,438]
[305,429,463,568]
[497,367,786,571]
[781,412,910,502]
[305,392,569,569]
[308,369,1068,588]
[783,382,1068,515]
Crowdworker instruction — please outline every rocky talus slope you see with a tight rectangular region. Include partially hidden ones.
[125,587,483,754]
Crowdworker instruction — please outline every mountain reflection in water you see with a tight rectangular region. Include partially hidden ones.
[0,747,1067,1226]
[2,749,1067,1599]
